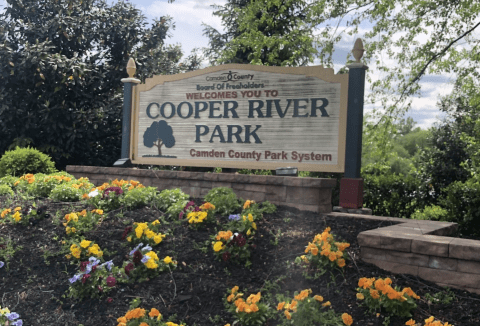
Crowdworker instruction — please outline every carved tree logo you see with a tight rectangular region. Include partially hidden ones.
[143,120,176,157]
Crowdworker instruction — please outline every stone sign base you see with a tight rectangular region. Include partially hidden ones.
[66,166,336,213]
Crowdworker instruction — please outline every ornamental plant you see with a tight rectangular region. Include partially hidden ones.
[65,239,104,261]
[1,204,49,226]
[295,227,350,272]
[122,243,177,283]
[63,209,104,236]
[0,184,14,197]
[116,307,186,326]
[49,182,84,202]
[405,316,453,326]
[276,289,352,326]
[224,213,257,237]
[212,230,254,267]
[122,220,166,247]
[156,188,189,218]
[357,277,419,320]
[204,187,241,215]
[67,257,127,300]
[87,179,146,211]
[0,305,23,326]
[225,286,273,326]
[0,146,56,177]
[186,202,216,228]
[0,207,23,224]
[241,199,276,221]
[122,186,158,209]
[25,173,78,198]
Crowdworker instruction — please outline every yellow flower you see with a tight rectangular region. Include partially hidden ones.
[246,229,252,236]
[13,211,21,222]
[71,227,76,233]
[251,222,257,230]
[342,313,353,326]
[152,219,160,225]
[164,256,173,264]
[145,229,155,239]
[356,293,365,300]
[80,240,92,248]
[248,214,253,222]
[14,207,21,212]
[154,234,165,244]
[127,236,132,242]
[213,241,224,252]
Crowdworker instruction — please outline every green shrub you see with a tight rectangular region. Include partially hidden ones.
[411,205,449,221]
[440,177,480,236]
[49,182,83,202]
[156,188,189,217]
[0,147,56,177]
[204,187,241,216]
[0,175,17,188]
[0,184,14,196]
[123,187,158,209]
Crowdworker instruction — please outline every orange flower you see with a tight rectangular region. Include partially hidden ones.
[342,313,353,326]
[139,323,149,326]
[405,319,416,325]
[313,295,323,302]
[243,200,254,209]
[277,302,285,310]
[284,310,291,320]
[117,317,127,323]
[125,308,146,320]
[337,259,346,267]
[149,308,160,318]
[370,289,380,299]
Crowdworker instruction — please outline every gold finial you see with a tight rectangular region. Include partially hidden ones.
[352,38,364,63]
[126,58,136,78]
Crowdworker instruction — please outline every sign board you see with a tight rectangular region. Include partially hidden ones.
[130,64,349,172]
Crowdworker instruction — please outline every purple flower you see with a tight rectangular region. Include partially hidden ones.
[0,261,4,268]
[106,276,116,287]
[69,274,81,284]
[185,201,195,209]
[129,243,144,256]
[82,274,91,284]
[121,226,132,240]
[13,320,23,326]
[7,312,20,320]
[102,260,114,271]
[79,261,88,272]
[107,297,113,303]
[141,245,152,252]
[124,263,134,276]
[103,187,123,198]
[179,211,184,219]
[141,256,150,263]
[228,214,241,220]
[88,257,101,266]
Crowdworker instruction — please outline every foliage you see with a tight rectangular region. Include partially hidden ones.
[276,289,350,325]
[411,205,449,221]
[0,205,49,226]
[122,186,158,209]
[67,257,126,300]
[357,277,419,319]
[225,286,273,326]
[0,147,56,177]
[224,213,257,237]
[123,220,166,247]
[204,187,241,216]
[241,199,276,221]
[156,188,190,218]
[0,0,200,169]
[440,177,480,236]
[186,202,216,228]
[0,236,23,270]
[62,209,105,237]
[49,182,84,202]
[424,288,456,305]
[25,173,78,198]
[0,175,17,188]
[0,184,14,197]
[295,227,349,273]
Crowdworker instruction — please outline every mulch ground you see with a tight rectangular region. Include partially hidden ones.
[1,196,480,326]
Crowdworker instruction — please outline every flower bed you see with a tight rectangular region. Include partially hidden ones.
[0,172,479,326]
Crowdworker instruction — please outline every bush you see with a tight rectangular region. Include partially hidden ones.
[204,187,241,216]
[0,147,56,177]
[123,187,158,209]
[411,205,449,221]
[156,188,189,218]
[0,175,17,188]
[49,182,83,202]
[440,177,480,236]
[0,184,14,196]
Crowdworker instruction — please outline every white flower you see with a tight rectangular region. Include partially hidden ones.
[88,189,99,198]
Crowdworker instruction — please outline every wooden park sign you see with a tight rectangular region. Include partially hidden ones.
[119,39,367,208]
[123,65,349,172]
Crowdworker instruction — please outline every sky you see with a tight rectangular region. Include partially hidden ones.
[0,0,458,129]
[126,0,456,130]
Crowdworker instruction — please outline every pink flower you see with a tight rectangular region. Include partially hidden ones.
[106,276,116,287]
[82,274,91,284]
[125,263,134,276]
[107,297,113,303]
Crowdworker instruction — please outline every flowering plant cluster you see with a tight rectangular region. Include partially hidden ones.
[67,257,126,299]
[225,213,257,236]
[0,204,50,226]
[240,199,276,221]
[276,289,353,325]
[122,243,177,282]
[0,305,23,326]
[86,179,146,211]
[405,316,453,326]
[357,277,419,318]
[225,286,272,326]
[66,239,104,261]
[63,209,104,236]
[184,202,215,228]
[27,174,83,198]
[122,220,166,246]
[296,227,350,271]
[116,307,185,326]
[212,230,254,266]
[0,207,23,224]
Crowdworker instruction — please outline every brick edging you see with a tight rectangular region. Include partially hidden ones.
[328,212,480,295]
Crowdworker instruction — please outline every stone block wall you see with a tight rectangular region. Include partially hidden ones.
[328,212,480,295]
[66,166,337,213]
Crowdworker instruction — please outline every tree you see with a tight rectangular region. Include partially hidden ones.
[203,0,317,66]
[0,0,199,169]
[143,120,176,156]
